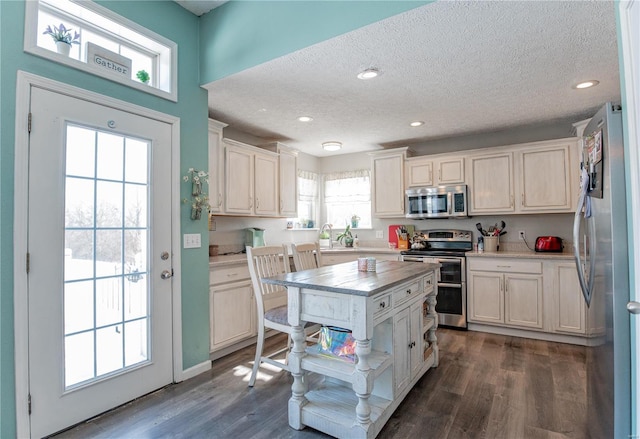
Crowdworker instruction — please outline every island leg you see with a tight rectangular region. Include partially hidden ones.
[288,323,307,430]
[353,338,372,429]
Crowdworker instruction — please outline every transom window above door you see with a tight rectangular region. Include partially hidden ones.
[24,0,177,101]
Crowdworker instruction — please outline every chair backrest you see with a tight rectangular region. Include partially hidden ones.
[246,245,290,315]
[291,242,323,272]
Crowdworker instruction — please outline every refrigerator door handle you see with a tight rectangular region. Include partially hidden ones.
[573,190,596,307]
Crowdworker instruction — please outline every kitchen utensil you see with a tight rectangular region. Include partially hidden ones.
[475,223,485,236]
[535,236,563,252]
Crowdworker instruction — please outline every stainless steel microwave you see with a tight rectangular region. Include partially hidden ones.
[405,185,468,219]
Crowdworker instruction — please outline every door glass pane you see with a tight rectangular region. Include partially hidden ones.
[63,123,150,389]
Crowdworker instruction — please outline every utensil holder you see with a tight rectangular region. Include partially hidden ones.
[484,236,499,252]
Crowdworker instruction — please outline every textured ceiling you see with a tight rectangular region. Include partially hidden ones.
[200,1,620,157]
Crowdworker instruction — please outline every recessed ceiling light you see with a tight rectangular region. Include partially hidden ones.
[297,116,313,122]
[574,80,600,89]
[322,141,342,151]
[410,121,424,127]
[357,68,379,80]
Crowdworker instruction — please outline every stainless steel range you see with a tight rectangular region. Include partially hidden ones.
[400,229,473,329]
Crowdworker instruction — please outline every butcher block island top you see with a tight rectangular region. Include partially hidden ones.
[262,260,440,439]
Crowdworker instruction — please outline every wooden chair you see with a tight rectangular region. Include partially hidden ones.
[246,245,320,387]
[291,241,323,271]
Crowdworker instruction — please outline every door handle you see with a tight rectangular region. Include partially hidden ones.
[627,301,640,314]
[161,270,173,280]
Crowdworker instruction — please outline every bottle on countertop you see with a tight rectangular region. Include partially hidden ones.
[353,234,359,249]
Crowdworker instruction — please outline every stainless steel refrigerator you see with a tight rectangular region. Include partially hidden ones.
[573,103,631,437]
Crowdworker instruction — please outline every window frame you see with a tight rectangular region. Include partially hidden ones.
[24,0,178,102]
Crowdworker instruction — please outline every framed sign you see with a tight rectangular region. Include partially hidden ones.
[87,42,132,78]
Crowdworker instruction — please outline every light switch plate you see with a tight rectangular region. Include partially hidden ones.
[183,233,201,248]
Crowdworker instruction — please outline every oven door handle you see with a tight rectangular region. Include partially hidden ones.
[437,282,463,289]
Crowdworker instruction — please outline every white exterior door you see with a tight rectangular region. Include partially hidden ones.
[27,86,174,437]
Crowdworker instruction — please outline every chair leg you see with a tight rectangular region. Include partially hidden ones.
[249,321,266,387]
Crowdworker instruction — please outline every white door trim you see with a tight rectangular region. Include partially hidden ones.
[618,0,640,434]
[13,70,183,438]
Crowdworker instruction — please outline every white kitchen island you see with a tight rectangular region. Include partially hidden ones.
[262,260,439,439]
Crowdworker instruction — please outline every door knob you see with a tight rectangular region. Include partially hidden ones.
[627,301,640,314]
[161,270,173,280]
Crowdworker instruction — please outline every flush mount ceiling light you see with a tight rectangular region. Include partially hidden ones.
[357,68,379,80]
[297,116,313,122]
[410,121,425,127]
[574,80,600,89]
[322,141,342,151]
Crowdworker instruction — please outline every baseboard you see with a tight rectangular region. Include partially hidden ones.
[467,323,604,346]
[178,359,212,382]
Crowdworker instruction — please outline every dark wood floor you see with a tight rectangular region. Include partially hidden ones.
[51,329,587,439]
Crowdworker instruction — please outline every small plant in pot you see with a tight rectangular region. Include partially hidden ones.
[336,224,354,247]
[136,70,150,84]
[43,23,80,56]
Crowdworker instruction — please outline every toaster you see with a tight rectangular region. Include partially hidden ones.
[535,236,563,252]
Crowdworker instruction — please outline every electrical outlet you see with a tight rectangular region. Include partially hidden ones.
[375,230,384,239]
[518,230,526,241]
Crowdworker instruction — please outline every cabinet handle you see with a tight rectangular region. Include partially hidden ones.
[280,199,283,211]
[496,265,511,268]
[218,193,222,207]
[379,302,386,309]
[249,197,253,208]
[256,197,259,209]
[226,273,238,277]
[408,341,415,349]
[511,194,514,208]
[521,193,525,207]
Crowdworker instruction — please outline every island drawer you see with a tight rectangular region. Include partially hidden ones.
[393,278,423,305]
[372,293,392,316]
[423,273,435,294]
[210,263,250,285]
[468,258,542,274]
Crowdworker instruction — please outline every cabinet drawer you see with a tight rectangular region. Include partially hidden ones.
[468,258,541,274]
[210,264,250,285]
[394,279,423,305]
[372,293,392,316]
[423,273,435,293]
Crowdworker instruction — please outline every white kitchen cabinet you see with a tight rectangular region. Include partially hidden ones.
[277,148,298,217]
[207,119,228,214]
[550,262,585,334]
[517,140,577,213]
[405,155,465,188]
[254,152,279,216]
[468,151,515,214]
[209,262,256,353]
[467,258,543,330]
[223,138,279,217]
[261,142,298,217]
[405,157,433,187]
[370,148,408,217]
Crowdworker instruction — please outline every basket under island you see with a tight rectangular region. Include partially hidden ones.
[262,260,441,439]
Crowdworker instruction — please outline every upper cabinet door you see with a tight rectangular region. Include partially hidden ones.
[435,157,465,185]
[518,141,576,212]
[208,119,228,214]
[406,158,433,187]
[254,152,279,216]
[278,149,298,217]
[224,142,254,214]
[469,152,515,214]
[371,150,406,217]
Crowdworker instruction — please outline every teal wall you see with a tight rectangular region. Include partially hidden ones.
[200,0,429,83]
[0,1,208,437]
[0,1,429,437]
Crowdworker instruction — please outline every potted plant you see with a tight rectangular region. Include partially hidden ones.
[43,23,80,56]
[336,224,354,247]
[351,214,360,228]
[136,70,150,84]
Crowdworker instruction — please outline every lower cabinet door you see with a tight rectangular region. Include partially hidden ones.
[210,280,255,352]
[468,271,504,324]
[393,306,411,395]
[504,274,543,329]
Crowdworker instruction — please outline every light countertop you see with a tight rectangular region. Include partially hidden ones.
[466,250,575,260]
[261,260,439,297]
